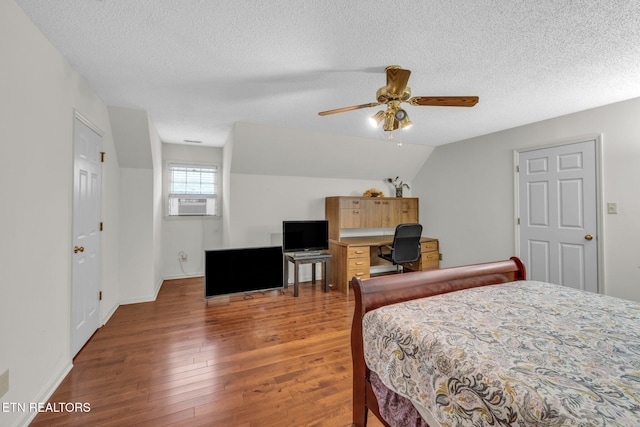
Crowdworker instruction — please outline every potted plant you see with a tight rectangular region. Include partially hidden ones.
[388,176,410,198]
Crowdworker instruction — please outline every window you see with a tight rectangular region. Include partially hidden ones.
[167,163,218,216]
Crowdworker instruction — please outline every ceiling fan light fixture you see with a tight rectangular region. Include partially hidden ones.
[400,117,413,129]
[394,109,412,129]
[369,110,386,127]
[383,113,396,131]
[394,109,407,121]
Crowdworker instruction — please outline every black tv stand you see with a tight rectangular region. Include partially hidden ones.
[283,252,332,297]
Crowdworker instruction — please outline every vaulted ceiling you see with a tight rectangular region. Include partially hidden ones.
[15,0,640,147]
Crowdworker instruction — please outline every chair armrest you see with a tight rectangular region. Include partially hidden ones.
[378,245,393,256]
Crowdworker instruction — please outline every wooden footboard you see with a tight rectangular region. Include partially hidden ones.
[350,257,526,427]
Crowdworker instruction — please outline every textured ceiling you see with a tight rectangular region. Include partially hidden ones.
[14,0,640,147]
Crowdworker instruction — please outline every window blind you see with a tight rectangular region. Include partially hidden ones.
[167,164,218,216]
[169,164,217,197]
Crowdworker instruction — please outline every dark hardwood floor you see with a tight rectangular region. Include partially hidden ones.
[30,278,385,426]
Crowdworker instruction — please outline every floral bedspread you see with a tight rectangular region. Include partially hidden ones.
[363,281,640,426]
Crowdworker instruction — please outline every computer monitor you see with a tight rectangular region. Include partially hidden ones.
[282,220,329,253]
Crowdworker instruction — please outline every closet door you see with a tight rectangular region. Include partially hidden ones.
[518,139,598,292]
[72,115,102,356]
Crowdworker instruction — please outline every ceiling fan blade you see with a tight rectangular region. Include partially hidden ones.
[407,96,479,107]
[318,102,380,116]
[386,66,411,96]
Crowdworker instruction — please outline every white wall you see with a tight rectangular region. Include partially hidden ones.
[118,168,156,303]
[107,107,164,302]
[113,111,165,304]
[0,1,120,426]
[413,97,640,302]
[162,143,224,279]
[231,122,433,181]
[222,132,234,247]
[149,118,164,294]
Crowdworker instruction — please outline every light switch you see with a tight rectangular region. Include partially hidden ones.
[607,202,618,214]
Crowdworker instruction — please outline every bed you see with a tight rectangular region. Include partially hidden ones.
[350,257,640,426]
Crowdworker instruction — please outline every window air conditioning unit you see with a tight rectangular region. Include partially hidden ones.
[177,198,207,215]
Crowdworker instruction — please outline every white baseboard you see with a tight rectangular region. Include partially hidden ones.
[118,294,157,305]
[101,301,119,325]
[162,273,204,281]
[154,278,163,299]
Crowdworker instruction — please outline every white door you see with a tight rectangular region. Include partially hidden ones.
[518,139,598,292]
[72,115,102,356]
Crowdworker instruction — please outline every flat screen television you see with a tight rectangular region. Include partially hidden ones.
[205,246,283,298]
[282,220,329,253]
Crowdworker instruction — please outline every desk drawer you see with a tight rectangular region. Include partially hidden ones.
[348,269,370,281]
[348,258,369,269]
[339,198,362,209]
[422,251,439,262]
[421,251,440,269]
[421,241,438,252]
[347,246,369,259]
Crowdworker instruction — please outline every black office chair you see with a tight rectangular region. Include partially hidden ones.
[378,223,423,273]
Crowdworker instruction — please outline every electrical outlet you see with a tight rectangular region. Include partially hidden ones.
[178,251,188,262]
[0,369,9,398]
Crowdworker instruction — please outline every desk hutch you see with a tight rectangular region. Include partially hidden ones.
[325,196,439,293]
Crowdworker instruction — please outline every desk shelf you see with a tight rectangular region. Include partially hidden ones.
[325,196,418,241]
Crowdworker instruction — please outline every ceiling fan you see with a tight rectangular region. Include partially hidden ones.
[318,65,479,131]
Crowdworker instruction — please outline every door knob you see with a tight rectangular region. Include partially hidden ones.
[584,234,593,241]
[74,246,85,253]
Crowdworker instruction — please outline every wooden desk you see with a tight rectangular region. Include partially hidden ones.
[283,253,332,297]
[328,236,439,293]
